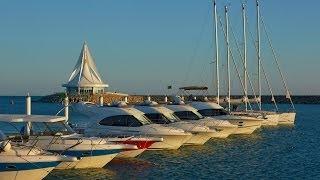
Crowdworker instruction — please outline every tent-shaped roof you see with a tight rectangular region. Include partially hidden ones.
[63,42,108,88]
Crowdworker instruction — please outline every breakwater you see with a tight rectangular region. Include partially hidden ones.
[39,93,320,104]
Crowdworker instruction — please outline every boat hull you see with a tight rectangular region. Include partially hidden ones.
[116,149,146,158]
[55,153,118,169]
[189,119,238,139]
[28,136,123,169]
[106,137,161,158]
[228,119,262,135]
[262,114,279,126]
[211,126,237,138]
[0,167,56,180]
[232,124,259,134]
[278,112,296,125]
[0,158,60,180]
[148,134,192,150]
[184,132,215,145]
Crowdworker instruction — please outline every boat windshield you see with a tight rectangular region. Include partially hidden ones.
[173,111,203,120]
[144,113,174,124]
[31,121,75,136]
[198,109,228,117]
[99,115,150,127]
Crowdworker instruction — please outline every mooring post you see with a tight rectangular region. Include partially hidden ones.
[164,96,168,103]
[64,96,69,121]
[25,93,32,136]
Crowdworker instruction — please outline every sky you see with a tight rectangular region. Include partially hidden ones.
[0,0,319,96]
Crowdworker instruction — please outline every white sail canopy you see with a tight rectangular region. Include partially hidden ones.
[63,42,108,88]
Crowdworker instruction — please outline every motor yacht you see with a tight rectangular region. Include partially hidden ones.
[73,101,192,150]
[135,100,216,145]
[0,114,137,169]
[189,101,263,134]
[163,98,237,138]
[0,130,76,180]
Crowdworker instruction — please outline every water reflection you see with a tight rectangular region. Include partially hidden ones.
[46,168,116,180]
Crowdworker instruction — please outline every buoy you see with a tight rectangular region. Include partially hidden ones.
[99,96,104,106]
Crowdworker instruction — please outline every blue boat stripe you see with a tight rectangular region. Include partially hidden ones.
[50,149,121,158]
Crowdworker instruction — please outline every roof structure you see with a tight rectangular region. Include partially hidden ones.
[63,42,108,88]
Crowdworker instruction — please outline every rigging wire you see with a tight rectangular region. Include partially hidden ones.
[260,13,295,110]
[183,4,212,85]
[227,14,260,110]
[217,13,253,110]
[245,14,279,111]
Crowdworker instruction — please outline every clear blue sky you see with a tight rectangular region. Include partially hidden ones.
[0,0,319,96]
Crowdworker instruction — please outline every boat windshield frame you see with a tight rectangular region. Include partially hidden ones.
[134,114,152,125]
[162,112,181,122]
[32,121,76,136]
[173,110,204,120]
[144,113,175,124]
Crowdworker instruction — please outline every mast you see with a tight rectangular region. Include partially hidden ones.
[256,0,262,110]
[225,6,231,112]
[242,3,248,111]
[214,0,220,105]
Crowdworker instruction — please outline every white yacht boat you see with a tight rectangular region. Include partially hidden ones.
[135,100,216,145]
[73,102,192,150]
[189,101,263,135]
[0,131,76,180]
[0,114,137,169]
[164,99,237,138]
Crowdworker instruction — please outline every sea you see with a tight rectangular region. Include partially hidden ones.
[0,96,319,179]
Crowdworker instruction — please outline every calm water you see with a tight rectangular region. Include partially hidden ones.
[0,96,319,179]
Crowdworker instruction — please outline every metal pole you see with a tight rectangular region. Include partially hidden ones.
[214,0,220,105]
[64,96,69,121]
[225,6,231,112]
[25,93,32,136]
[242,4,248,111]
[256,0,262,110]
[99,96,104,106]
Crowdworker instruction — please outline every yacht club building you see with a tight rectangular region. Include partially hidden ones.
[62,42,108,95]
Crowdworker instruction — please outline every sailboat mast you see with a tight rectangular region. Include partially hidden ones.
[214,0,220,105]
[256,0,262,110]
[225,6,231,112]
[242,4,248,111]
